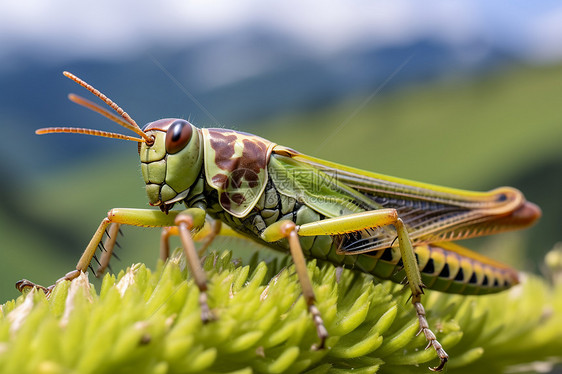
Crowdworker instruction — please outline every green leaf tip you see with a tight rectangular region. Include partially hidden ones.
[1,249,561,374]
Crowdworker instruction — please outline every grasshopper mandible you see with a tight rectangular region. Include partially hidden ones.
[17,72,541,371]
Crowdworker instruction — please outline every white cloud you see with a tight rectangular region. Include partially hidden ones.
[527,8,562,62]
[0,0,561,65]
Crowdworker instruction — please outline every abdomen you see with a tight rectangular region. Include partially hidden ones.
[209,178,519,295]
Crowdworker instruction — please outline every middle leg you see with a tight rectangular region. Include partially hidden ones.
[261,209,448,371]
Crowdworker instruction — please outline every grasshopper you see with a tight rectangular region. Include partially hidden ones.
[17,72,541,371]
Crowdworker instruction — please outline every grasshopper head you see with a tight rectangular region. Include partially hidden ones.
[140,119,203,211]
[36,72,203,213]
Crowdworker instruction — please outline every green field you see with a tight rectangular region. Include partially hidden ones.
[1,63,561,302]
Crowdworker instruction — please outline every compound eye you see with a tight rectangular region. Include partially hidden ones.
[165,120,192,154]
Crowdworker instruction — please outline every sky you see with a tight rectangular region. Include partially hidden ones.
[1,0,562,88]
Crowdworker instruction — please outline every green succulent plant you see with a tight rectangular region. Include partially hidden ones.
[1,247,561,374]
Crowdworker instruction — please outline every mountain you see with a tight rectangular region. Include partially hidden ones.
[0,32,517,174]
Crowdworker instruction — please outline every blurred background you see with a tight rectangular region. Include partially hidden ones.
[0,1,561,302]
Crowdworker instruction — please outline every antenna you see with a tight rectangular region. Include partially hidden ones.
[36,72,154,145]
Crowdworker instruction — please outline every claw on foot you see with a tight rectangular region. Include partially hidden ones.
[16,270,81,296]
[15,279,53,294]
[414,301,448,372]
[429,356,448,372]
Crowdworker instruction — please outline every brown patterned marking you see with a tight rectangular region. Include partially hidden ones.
[205,128,276,215]
[212,174,229,189]
[219,191,247,211]
[241,139,268,171]
[209,130,238,171]
[209,133,270,175]
[230,193,246,205]
[220,192,231,210]
[208,130,271,189]
[229,139,269,188]
[231,169,259,189]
